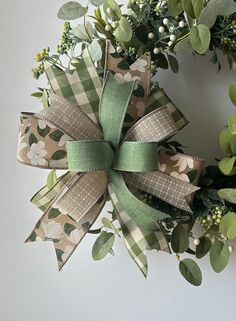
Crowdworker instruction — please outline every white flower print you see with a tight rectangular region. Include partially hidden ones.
[41,221,63,239]
[58,134,71,147]
[170,154,194,172]
[159,163,167,172]
[62,245,73,262]
[52,203,67,215]
[68,229,82,244]
[27,141,47,166]
[108,45,116,53]
[114,72,140,89]
[38,119,55,130]
[170,171,190,183]
[130,58,147,72]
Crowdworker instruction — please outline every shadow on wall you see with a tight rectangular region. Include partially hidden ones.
[154,52,236,164]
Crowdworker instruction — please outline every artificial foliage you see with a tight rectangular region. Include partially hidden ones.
[17,0,236,286]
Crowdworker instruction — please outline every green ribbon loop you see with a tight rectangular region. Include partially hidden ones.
[67,141,114,172]
[110,170,168,231]
[99,72,136,148]
[113,142,159,172]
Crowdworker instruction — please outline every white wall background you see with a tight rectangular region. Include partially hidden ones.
[1,1,236,320]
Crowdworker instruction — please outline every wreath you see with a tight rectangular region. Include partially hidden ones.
[17,0,236,286]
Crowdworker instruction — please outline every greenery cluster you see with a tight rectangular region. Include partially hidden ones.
[32,0,236,286]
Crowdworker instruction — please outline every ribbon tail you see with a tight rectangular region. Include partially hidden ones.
[124,171,199,213]
[26,172,108,270]
[108,184,170,278]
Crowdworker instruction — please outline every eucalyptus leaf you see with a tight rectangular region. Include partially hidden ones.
[58,1,88,20]
[199,5,217,28]
[210,239,230,273]
[219,156,236,176]
[72,22,95,39]
[219,212,236,239]
[102,217,119,234]
[90,0,104,6]
[92,231,115,260]
[179,258,202,286]
[47,170,57,189]
[228,114,236,134]
[218,189,236,204]
[114,17,132,42]
[229,84,236,106]
[88,39,102,61]
[103,0,122,20]
[196,236,211,258]
[168,0,183,16]
[182,0,204,19]
[171,224,189,253]
[190,24,210,54]
[211,0,236,16]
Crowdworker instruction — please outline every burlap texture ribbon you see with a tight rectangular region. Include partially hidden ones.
[17,43,204,274]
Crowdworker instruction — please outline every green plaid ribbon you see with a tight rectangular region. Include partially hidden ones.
[45,48,102,124]
[148,86,188,130]
[109,185,170,277]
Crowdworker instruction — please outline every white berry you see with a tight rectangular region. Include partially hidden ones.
[111,21,117,28]
[168,41,173,47]
[148,32,154,39]
[229,245,233,253]
[105,25,111,32]
[159,26,165,33]
[163,18,169,25]
[194,238,200,246]
[170,34,176,42]
[107,7,112,14]
[153,47,160,54]
[179,20,185,28]
[117,46,122,52]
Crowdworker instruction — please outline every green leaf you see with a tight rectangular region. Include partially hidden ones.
[196,236,211,258]
[47,170,57,189]
[42,90,49,108]
[37,125,50,138]
[64,223,76,235]
[103,0,122,20]
[179,258,202,286]
[210,239,230,273]
[49,130,64,142]
[187,169,198,183]
[228,114,236,135]
[190,24,210,54]
[219,127,236,155]
[167,54,179,73]
[73,22,95,40]
[211,0,236,16]
[31,92,43,98]
[29,133,38,146]
[56,249,64,262]
[90,0,103,6]
[88,39,102,62]
[58,1,88,20]
[51,150,67,160]
[230,84,236,106]
[171,224,189,253]
[218,189,236,204]
[92,231,115,260]
[168,0,183,16]
[117,60,130,70]
[102,217,119,234]
[199,5,217,28]
[219,156,236,176]
[48,208,61,219]
[219,212,236,239]
[114,17,132,42]
[182,0,204,19]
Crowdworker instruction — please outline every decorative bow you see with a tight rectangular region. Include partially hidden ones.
[17,44,204,275]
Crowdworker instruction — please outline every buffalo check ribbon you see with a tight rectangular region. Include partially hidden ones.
[17,44,204,275]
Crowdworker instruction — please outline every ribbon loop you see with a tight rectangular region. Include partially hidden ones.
[113,141,159,172]
[67,140,114,172]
